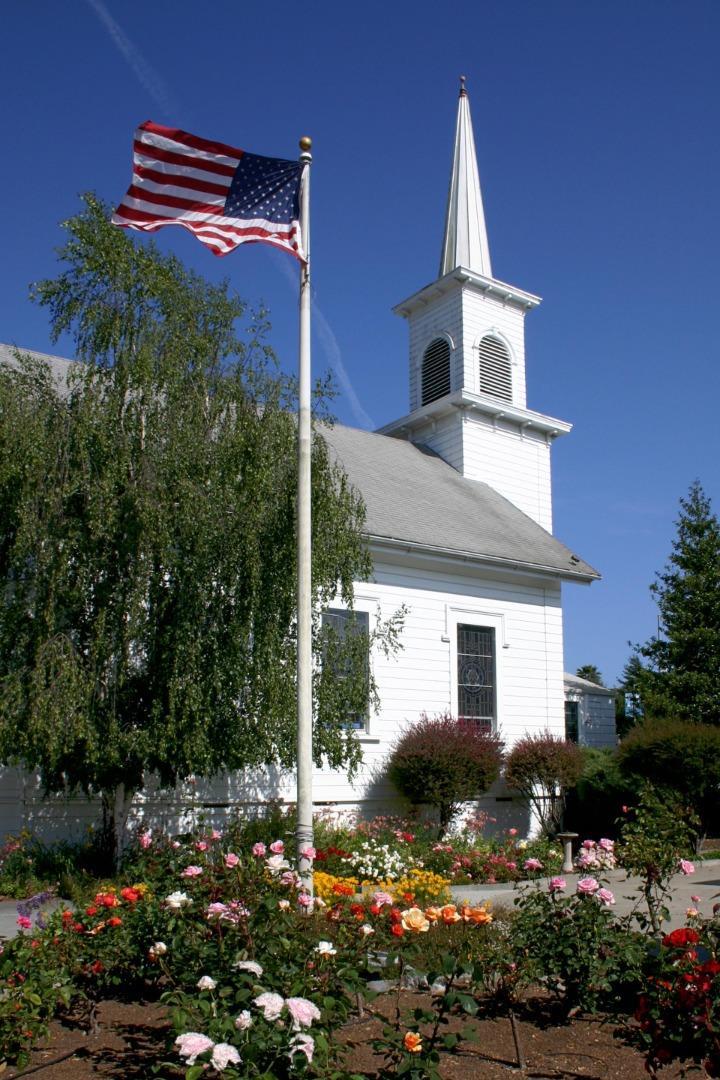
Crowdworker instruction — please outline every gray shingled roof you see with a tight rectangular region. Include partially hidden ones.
[322,423,598,581]
[0,344,599,582]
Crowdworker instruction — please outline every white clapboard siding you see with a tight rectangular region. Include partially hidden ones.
[0,550,566,840]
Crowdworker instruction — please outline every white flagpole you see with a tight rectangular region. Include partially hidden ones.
[296,136,314,895]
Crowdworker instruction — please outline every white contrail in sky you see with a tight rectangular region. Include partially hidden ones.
[270,250,376,430]
[85,0,175,115]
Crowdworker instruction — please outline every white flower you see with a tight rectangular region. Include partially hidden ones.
[197,975,217,990]
[165,890,192,909]
[315,940,337,956]
[234,1009,253,1031]
[278,899,291,910]
[516,839,528,850]
[234,959,263,977]
[254,991,285,1021]
[149,941,167,958]
[265,854,290,873]
[211,1043,242,1071]
[360,924,375,936]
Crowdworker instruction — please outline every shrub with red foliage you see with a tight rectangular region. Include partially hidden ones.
[386,712,503,834]
[504,731,584,837]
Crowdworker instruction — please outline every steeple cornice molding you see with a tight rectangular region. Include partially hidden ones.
[377,388,571,441]
[393,266,541,319]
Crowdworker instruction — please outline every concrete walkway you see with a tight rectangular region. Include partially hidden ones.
[451,857,720,929]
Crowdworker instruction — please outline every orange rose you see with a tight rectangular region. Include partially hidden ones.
[440,904,461,924]
[467,906,493,925]
[107,916,122,927]
[424,906,443,923]
[403,1031,422,1054]
[401,907,430,933]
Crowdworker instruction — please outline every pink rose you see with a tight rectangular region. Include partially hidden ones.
[290,1032,315,1063]
[679,859,695,876]
[549,877,566,892]
[598,838,614,851]
[285,996,321,1030]
[507,828,518,837]
[506,861,517,871]
[210,829,222,841]
[524,858,543,871]
[269,840,285,854]
[254,991,284,1021]
[195,841,209,852]
[597,888,615,906]
[17,915,32,930]
[297,892,313,908]
[691,895,701,903]
[582,839,595,849]
[211,1043,241,1070]
[175,1032,214,1065]
[577,876,600,895]
[300,844,317,861]
[139,830,152,849]
[224,852,240,868]
[372,891,394,908]
[252,842,266,857]
[181,865,203,878]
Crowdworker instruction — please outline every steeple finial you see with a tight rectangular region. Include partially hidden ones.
[439,79,492,278]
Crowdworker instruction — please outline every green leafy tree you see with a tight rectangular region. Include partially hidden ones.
[575,664,604,686]
[639,481,720,723]
[615,654,646,736]
[0,195,402,862]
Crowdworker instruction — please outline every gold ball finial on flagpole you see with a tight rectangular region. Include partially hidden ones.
[299,136,312,152]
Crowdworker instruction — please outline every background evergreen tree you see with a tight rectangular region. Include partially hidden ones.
[639,481,720,723]
[0,195,402,861]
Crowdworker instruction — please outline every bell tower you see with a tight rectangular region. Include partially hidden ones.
[378,79,571,533]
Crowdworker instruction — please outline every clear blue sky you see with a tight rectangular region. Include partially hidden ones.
[3,1,719,685]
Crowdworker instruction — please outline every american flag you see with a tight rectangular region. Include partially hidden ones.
[112,121,304,260]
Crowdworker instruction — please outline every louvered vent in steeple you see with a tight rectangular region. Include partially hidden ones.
[421,338,451,406]
[478,335,512,402]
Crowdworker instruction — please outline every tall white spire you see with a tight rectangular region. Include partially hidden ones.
[439,77,492,278]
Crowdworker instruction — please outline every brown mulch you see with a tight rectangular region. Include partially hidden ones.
[2,991,689,1079]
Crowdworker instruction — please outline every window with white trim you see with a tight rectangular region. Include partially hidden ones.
[321,608,370,731]
[456,624,496,732]
[421,338,451,406]
[478,335,512,402]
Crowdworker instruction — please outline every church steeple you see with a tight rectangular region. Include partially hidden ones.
[439,77,492,278]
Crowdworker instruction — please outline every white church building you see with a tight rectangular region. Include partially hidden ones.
[0,84,601,839]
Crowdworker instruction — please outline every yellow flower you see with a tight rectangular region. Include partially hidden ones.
[401,906,430,933]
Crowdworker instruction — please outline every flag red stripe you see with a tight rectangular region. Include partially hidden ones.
[115,204,298,242]
[133,139,236,179]
[139,120,246,163]
[127,184,222,215]
[133,163,229,198]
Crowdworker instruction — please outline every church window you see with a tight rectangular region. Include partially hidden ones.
[564,699,579,743]
[457,624,495,732]
[421,338,451,406]
[321,608,370,731]
[478,335,512,401]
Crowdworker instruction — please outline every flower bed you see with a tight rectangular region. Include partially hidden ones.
[0,807,714,1077]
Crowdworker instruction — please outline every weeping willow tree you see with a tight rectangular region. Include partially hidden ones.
[0,194,401,861]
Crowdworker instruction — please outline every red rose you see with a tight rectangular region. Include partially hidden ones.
[662,928,700,949]
[391,924,404,937]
